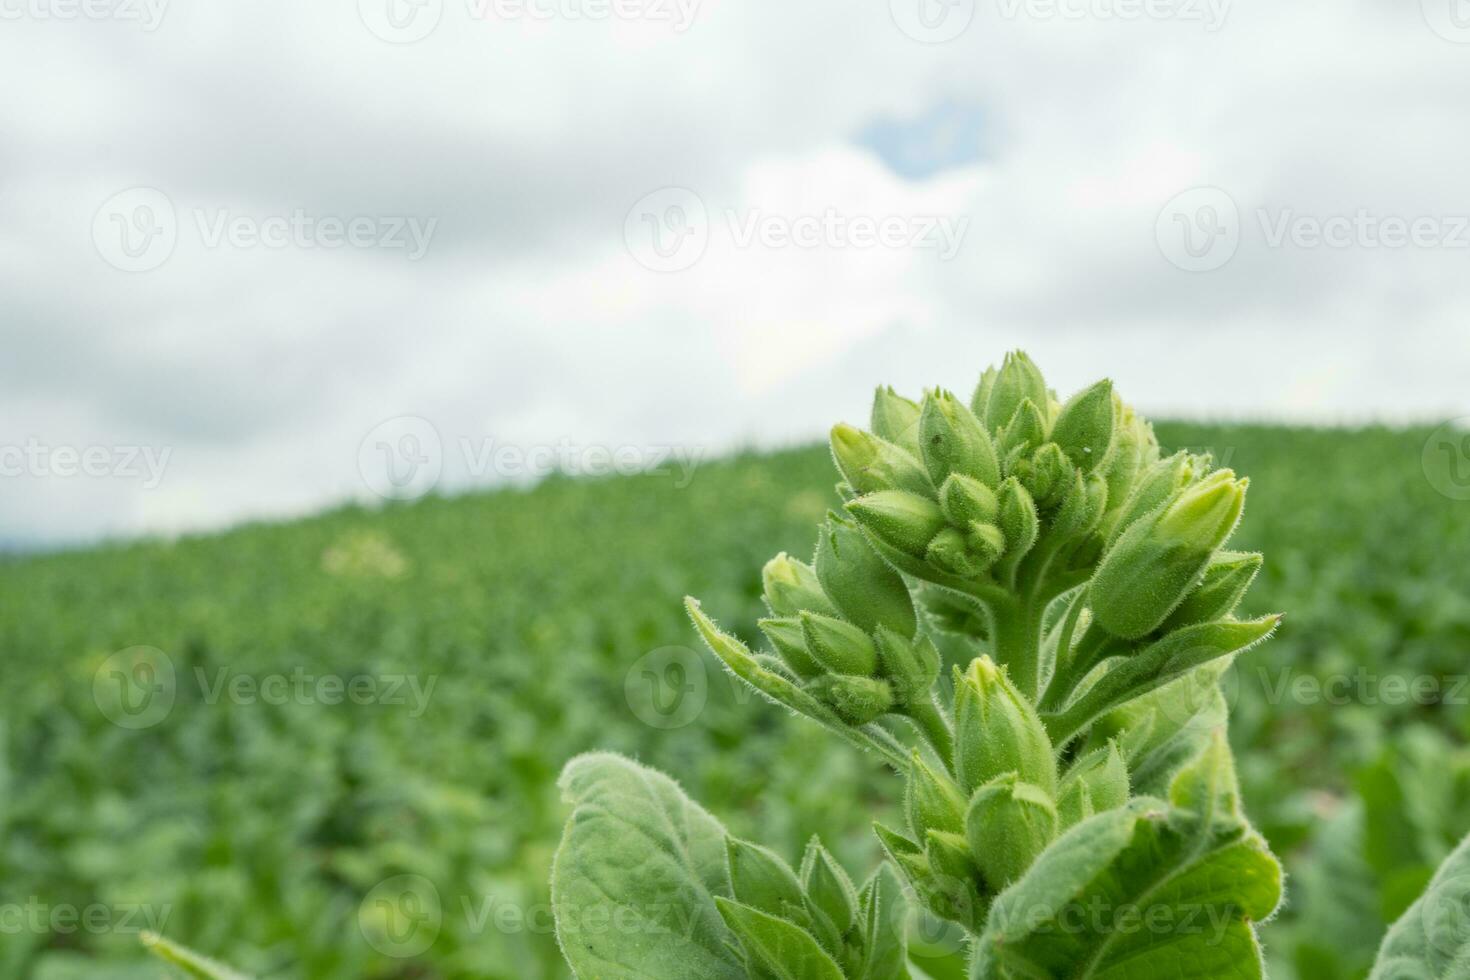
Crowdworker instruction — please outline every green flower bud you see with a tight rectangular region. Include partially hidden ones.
[1053,472,1109,541]
[954,657,1056,794]
[906,750,968,838]
[1107,451,1192,539]
[926,527,980,577]
[762,553,838,618]
[875,625,940,703]
[966,522,1006,566]
[996,478,1039,564]
[918,389,1001,487]
[806,674,894,725]
[1055,775,1093,828]
[830,424,932,496]
[800,839,857,935]
[814,515,917,637]
[1159,551,1263,632]
[846,491,947,557]
[965,773,1058,892]
[925,829,978,883]
[985,351,1049,438]
[758,617,825,679]
[970,365,998,427]
[1090,471,1249,639]
[799,611,878,676]
[1050,379,1115,473]
[1103,400,1159,511]
[999,398,1047,458]
[1057,741,1129,828]
[1021,442,1074,509]
[870,386,922,455]
[1156,470,1247,551]
[727,837,806,918]
[939,473,999,527]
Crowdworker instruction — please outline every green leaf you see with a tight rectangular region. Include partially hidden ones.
[855,864,909,980]
[1044,617,1278,746]
[716,897,847,980]
[140,933,252,980]
[1369,829,1470,979]
[969,737,1281,980]
[551,753,745,980]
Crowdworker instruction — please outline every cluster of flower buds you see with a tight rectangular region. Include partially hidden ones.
[690,350,1280,936]
[833,351,1141,593]
[757,520,943,736]
[874,657,1128,929]
[716,834,908,978]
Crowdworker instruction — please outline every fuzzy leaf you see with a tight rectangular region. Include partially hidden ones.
[1369,830,1470,979]
[551,753,745,980]
[716,898,847,980]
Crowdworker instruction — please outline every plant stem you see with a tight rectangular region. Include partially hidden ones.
[907,697,954,771]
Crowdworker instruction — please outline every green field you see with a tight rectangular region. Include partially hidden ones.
[2,423,1468,979]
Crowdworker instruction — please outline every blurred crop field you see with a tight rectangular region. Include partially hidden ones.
[2,422,1469,979]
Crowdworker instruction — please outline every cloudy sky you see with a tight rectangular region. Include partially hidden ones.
[2,0,1468,547]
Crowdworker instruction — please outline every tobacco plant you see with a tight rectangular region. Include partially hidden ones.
[547,351,1470,979]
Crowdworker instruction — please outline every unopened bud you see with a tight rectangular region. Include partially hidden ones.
[919,389,1001,487]
[926,527,985,578]
[830,424,932,496]
[906,751,968,838]
[846,491,947,557]
[1021,443,1073,509]
[965,774,1058,892]
[1090,472,1249,640]
[814,515,917,637]
[727,837,805,917]
[800,839,857,934]
[985,351,1049,438]
[939,473,999,527]
[871,386,922,455]
[954,657,1056,794]
[996,478,1039,565]
[1056,741,1128,828]
[970,365,998,427]
[799,611,878,676]
[805,673,894,726]
[876,625,940,703]
[758,617,824,679]
[1050,379,1115,473]
[999,398,1047,459]
[762,553,837,618]
[1159,551,1263,632]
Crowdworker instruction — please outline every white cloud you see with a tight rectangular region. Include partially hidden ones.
[0,0,1466,545]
